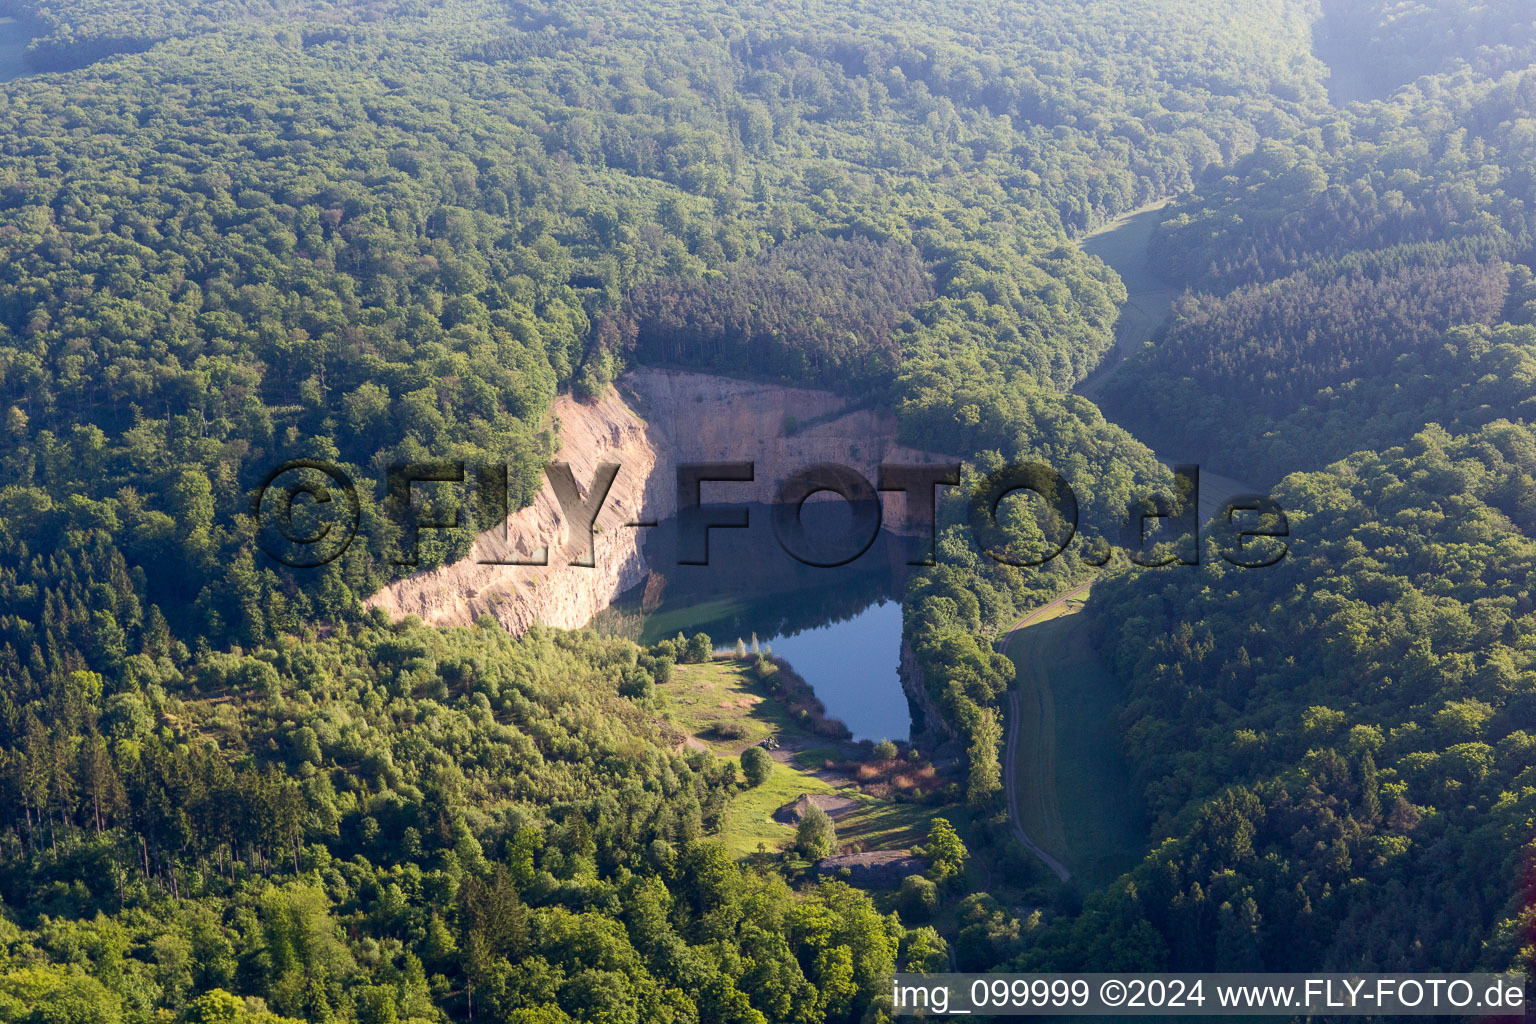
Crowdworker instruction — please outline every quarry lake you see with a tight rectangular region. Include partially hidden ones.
[603,502,917,744]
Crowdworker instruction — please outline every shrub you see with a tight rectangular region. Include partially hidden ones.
[925,817,969,884]
[618,666,654,700]
[704,721,748,740]
[900,874,939,920]
[796,804,836,860]
[740,745,773,787]
[684,632,713,663]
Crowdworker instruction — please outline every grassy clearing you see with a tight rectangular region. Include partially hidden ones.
[656,659,801,757]
[1047,615,1148,888]
[0,18,29,84]
[1007,621,1070,865]
[658,659,831,856]
[1006,604,1148,888]
[721,765,838,857]
[1080,199,1174,299]
[722,773,940,858]
[1075,200,1182,402]
[791,745,844,770]
[1025,589,1089,627]
[834,797,936,852]
[660,659,961,858]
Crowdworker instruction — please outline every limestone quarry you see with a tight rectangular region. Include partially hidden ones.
[365,368,945,637]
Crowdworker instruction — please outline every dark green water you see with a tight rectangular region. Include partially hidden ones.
[601,502,917,743]
[0,17,31,82]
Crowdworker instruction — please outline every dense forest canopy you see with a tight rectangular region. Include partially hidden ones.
[1316,0,1536,99]
[0,0,1319,662]
[1103,67,1536,481]
[597,236,935,387]
[0,0,1533,1019]
[1028,422,1536,973]
[0,0,1323,1018]
[1053,0,1536,987]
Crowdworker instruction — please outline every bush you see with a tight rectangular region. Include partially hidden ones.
[618,666,654,700]
[103,692,151,740]
[900,874,939,920]
[704,721,748,740]
[684,632,713,663]
[901,925,950,973]
[924,817,969,884]
[740,745,773,787]
[796,803,836,860]
[872,738,899,761]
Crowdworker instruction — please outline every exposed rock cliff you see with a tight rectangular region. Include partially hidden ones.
[363,384,657,636]
[901,638,957,746]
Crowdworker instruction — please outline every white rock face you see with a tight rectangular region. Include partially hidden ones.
[365,369,947,636]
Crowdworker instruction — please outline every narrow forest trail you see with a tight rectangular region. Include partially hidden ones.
[996,200,1262,882]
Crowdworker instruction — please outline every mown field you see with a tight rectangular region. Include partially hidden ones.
[1004,596,1149,888]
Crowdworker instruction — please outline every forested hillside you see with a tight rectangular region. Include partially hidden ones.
[1029,1,1536,986]
[0,613,916,1022]
[1102,68,1536,482]
[1315,0,1536,98]
[0,0,1362,1019]
[1028,423,1536,972]
[597,236,934,387]
[5,0,1320,662]
[4,0,1535,1015]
